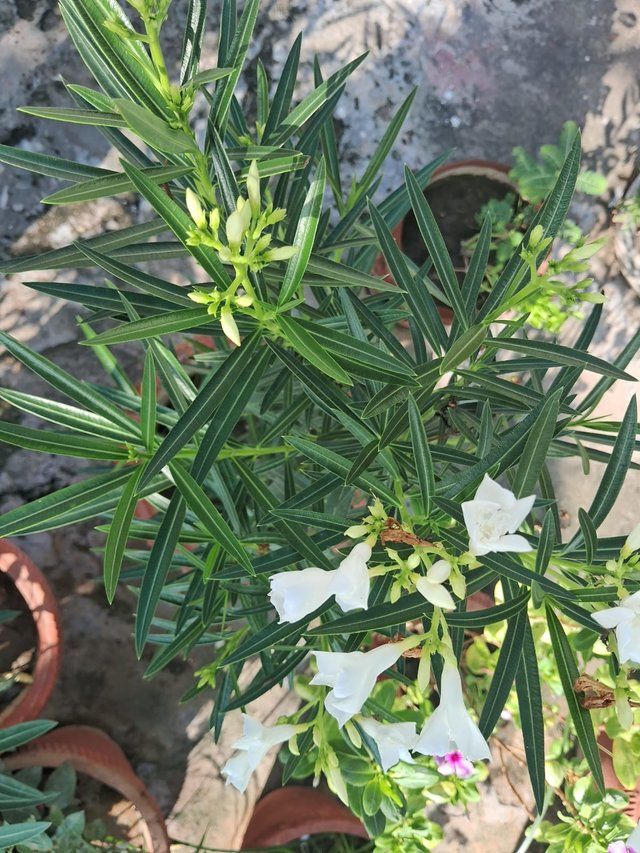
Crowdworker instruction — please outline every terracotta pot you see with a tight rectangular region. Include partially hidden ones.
[242,786,368,848]
[598,731,640,821]
[4,725,170,853]
[0,541,61,727]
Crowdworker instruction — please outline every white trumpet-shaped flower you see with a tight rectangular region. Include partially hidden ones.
[414,661,491,762]
[462,475,535,556]
[222,714,300,793]
[312,642,407,728]
[623,523,640,558]
[268,543,371,624]
[593,591,640,666]
[359,717,418,771]
[415,559,455,610]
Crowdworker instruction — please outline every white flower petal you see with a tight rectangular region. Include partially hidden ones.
[360,718,418,771]
[489,533,532,553]
[592,606,629,630]
[332,543,371,612]
[268,566,336,623]
[222,751,257,792]
[507,494,536,532]
[415,578,456,610]
[475,474,515,508]
[426,559,452,584]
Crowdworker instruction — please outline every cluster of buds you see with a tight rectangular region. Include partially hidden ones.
[186,162,296,346]
[346,499,467,611]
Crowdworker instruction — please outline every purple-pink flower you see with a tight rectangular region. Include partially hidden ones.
[434,750,474,779]
[608,821,640,853]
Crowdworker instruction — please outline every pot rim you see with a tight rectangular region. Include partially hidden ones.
[4,724,170,853]
[0,540,61,728]
[241,785,368,847]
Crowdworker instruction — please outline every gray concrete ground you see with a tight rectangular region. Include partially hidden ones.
[1,0,640,849]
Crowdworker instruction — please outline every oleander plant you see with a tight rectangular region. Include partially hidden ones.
[1,0,640,848]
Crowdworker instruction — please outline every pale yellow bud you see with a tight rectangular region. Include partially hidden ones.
[345,524,369,539]
[265,245,298,263]
[368,498,386,520]
[407,552,421,570]
[235,293,253,308]
[188,289,211,304]
[209,208,220,232]
[220,305,241,346]
[185,188,206,229]
[247,160,261,216]
[225,209,246,250]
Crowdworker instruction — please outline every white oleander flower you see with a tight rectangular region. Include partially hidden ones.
[359,717,418,771]
[593,591,640,666]
[222,714,300,793]
[414,661,491,762]
[268,543,371,624]
[461,475,535,556]
[415,559,455,610]
[311,642,407,728]
[623,523,640,558]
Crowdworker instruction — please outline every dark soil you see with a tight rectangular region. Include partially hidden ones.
[0,571,37,708]
[402,173,516,277]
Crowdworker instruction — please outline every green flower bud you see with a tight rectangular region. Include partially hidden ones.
[247,160,261,216]
[265,245,297,263]
[226,209,246,250]
[220,304,241,346]
[529,224,544,248]
[186,188,207,229]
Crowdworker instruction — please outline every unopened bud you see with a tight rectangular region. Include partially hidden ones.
[235,293,253,308]
[265,245,297,263]
[186,188,206,229]
[226,209,246,250]
[247,160,261,216]
[529,224,544,248]
[209,207,220,232]
[220,304,241,347]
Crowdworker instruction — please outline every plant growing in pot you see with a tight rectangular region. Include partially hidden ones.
[0,0,639,849]
[0,542,61,728]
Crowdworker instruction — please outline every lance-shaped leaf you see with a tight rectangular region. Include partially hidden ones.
[180,0,209,85]
[440,324,486,374]
[405,165,468,326]
[516,619,546,811]
[408,394,435,513]
[0,142,110,181]
[104,466,144,604]
[278,315,352,385]
[0,421,130,460]
[139,332,261,489]
[483,338,636,381]
[135,493,186,656]
[279,158,326,306]
[81,307,213,346]
[512,389,561,497]
[479,608,527,738]
[41,165,192,205]
[284,435,398,506]
[546,605,604,791]
[170,463,252,573]
[0,332,139,438]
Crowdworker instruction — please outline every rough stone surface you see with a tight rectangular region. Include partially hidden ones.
[1,0,640,850]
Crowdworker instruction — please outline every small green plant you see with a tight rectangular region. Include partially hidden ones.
[0,720,134,851]
[613,193,640,230]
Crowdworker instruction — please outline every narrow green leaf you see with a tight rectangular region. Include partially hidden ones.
[405,165,468,325]
[141,348,157,452]
[18,105,126,126]
[104,467,144,603]
[180,0,208,85]
[278,315,352,385]
[535,511,556,575]
[81,307,211,346]
[42,165,191,205]
[546,604,604,791]
[479,609,526,737]
[279,158,326,306]
[0,822,51,847]
[483,338,635,381]
[512,389,561,497]
[209,0,260,131]
[0,421,129,460]
[578,508,598,565]
[516,619,546,811]
[0,142,109,181]
[0,720,56,753]
[440,324,486,374]
[139,333,261,489]
[263,33,302,140]
[408,394,435,512]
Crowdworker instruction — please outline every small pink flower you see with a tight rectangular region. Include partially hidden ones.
[435,750,474,779]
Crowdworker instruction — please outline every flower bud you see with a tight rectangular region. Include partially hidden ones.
[220,304,241,346]
[345,524,369,539]
[226,210,246,250]
[188,289,211,304]
[529,224,544,248]
[247,160,261,216]
[265,245,298,263]
[235,293,253,308]
[186,188,206,229]
[209,207,220,233]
